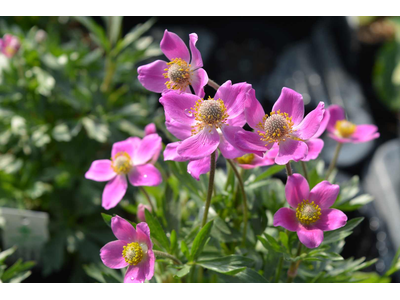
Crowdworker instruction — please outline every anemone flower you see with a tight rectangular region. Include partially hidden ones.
[0,34,20,58]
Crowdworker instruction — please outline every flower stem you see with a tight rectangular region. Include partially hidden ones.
[201,151,217,228]
[285,162,293,177]
[139,186,156,212]
[301,161,308,181]
[227,159,248,246]
[207,79,220,91]
[153,250,182,265]
[325,142,343,180]
[275,256,284,283]
[287,242,303,283]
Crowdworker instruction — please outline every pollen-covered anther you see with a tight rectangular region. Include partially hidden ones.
[258,110,297,145]
[190,98,229,135]
[163,58,192,91]
[296,199,322,225]
[335,120,356,138]
[122,242,143,266]
[237,153,255,165]
[111,152,132,175]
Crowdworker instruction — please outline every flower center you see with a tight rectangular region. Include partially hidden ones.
[236,153,255,164]
[189,98,229,135]
[163,58,192,91]
[111,152,132,175]
[335,120,356,138]
[258,110,296,145]
[296,200,321,225]
[5,46,16,56]
[122,242,147,266]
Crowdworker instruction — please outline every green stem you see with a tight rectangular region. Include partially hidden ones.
[101,56,116,93]
[201,151,217,228]
[207,79,220,90]
[139,186,155,212]
[227,159,248,247]
[275,256,284,283]
[325,142,343,180]
[301,161,308,181]
[153,250,182,265]
[287,242,303,283]
[285,162,293,177]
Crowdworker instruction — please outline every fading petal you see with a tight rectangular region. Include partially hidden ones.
[160,30,190,62]
[214,81,251,120]
[272,87,304,126]
[351,124,380,143]
[128,164,162,187]
[85,159,116,182]
[245,88,266,130]
[100,240,128,269]
[327,105,345,133]
[159,91,198,125]
[189,33,203,69]
[275,139,308,165]
[124,264,146,283]
[302,139,324,161]
[133,134,162,166]
[112,140,135,159]
[164,142,188,162]
[220,126,246,159]
[190,68,208,98]
[297,226,324,249]
[315,209,347,231]
[285,173,310,208]
[111,215,137,242]
[137,60,168,93]
[102,175,128,210]
[273,208,299,232]
[177,128,220,159]
[188,152,219,180]
[309,181,339,209]
[293,102,325,140]
[234,129,270,157]
[313,108,330,138]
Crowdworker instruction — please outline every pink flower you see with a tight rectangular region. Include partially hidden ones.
[160,80,250,162]
[85,134,162,210]
[273,174,347,248]
[138,30,208,97]
[234,87,325,165]
[0,34,20,58]
[100,216,154,283]
[234,152,275,169]
[327,105,379,143]
[137,203,151,222]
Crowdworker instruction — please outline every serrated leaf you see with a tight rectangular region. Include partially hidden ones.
[190,221,213,261]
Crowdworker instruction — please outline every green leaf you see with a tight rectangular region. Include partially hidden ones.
[385,245,400,277]
[303,252,343,262]
[335,194,374,211]
[170,230,177,254]
[1,259,35,282]
[0,247,17,264]
[323,217,364,244]
[190,221,213,261]
[263,233,283,253]
[254,165,285,182]
[174,265,191,279]
[101,213,112,228]
[180,240,190,261]
[144,209,170,251]
[74,16,110,51]
[220,268,269,283]
[279,231,289,251]
[196,256,253,275]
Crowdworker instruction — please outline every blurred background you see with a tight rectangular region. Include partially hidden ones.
[0,16,399,282]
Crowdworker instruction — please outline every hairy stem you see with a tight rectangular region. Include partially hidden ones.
[325,142,343,180]
[287,242,303,283]
[153,250,182,265]
[207,79,220,91]
[139,186,156,212]
[201,151,217,228]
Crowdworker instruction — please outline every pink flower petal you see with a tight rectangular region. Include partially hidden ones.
[145,249,155,280]
[137,204,151,222]
[112,140,135,159]
[272,87,304,126]
[188,152,219,181]
[136,222,153,248]
[159,91,198,126]
[327,105,345,133]
[297,226,324,248]
[102,175,128,210]
[237,153,275,169]
[245,88,266,130]
[144,123,157,136]
[177,128,220,159]
[126,137,141,153]
[128,164,162,187]
[137,60,168,93]
[165,111,193,140]
[226,111,246,127]
[214,81,251,120]
[293,102,325,140]
[189,33,203,69]
[328,132,352,143]
[164,142,188,162]
[302,139,324,161]
[85,159,116,182]
[124,264,146,283]
[234,129,270,157]
[351,124,379,143]
[273,208,299,231]
[315,209,347,231]
[111,215,137,242]
[220,126,246,159]
[266,143,279,159]
[160,30,190,62]
[275,139,308,165]
[133,134,162,166]
[100,240,128,269]
[313,108,330,138]
[309,181,339,209]
[285,174,310,208]
[190,68,208,98]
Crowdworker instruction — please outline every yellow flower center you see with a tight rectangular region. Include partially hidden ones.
[111,152,132,175]
[122,242,147,266]
[296,200,321,225]
[335,120,356,138]
[189,97,229,135]
[163,58,192,91]
[258,110,300,145]
[5,46,16,56]
[236,153,255,164]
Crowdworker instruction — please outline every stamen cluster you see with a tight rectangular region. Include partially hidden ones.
[122,242,144,266]
[111,152,132,175]
[163,58,192,91]
[296,199,322,225]
[335,120,356,138]
[236,153,255,164]
[258,110,296,145]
